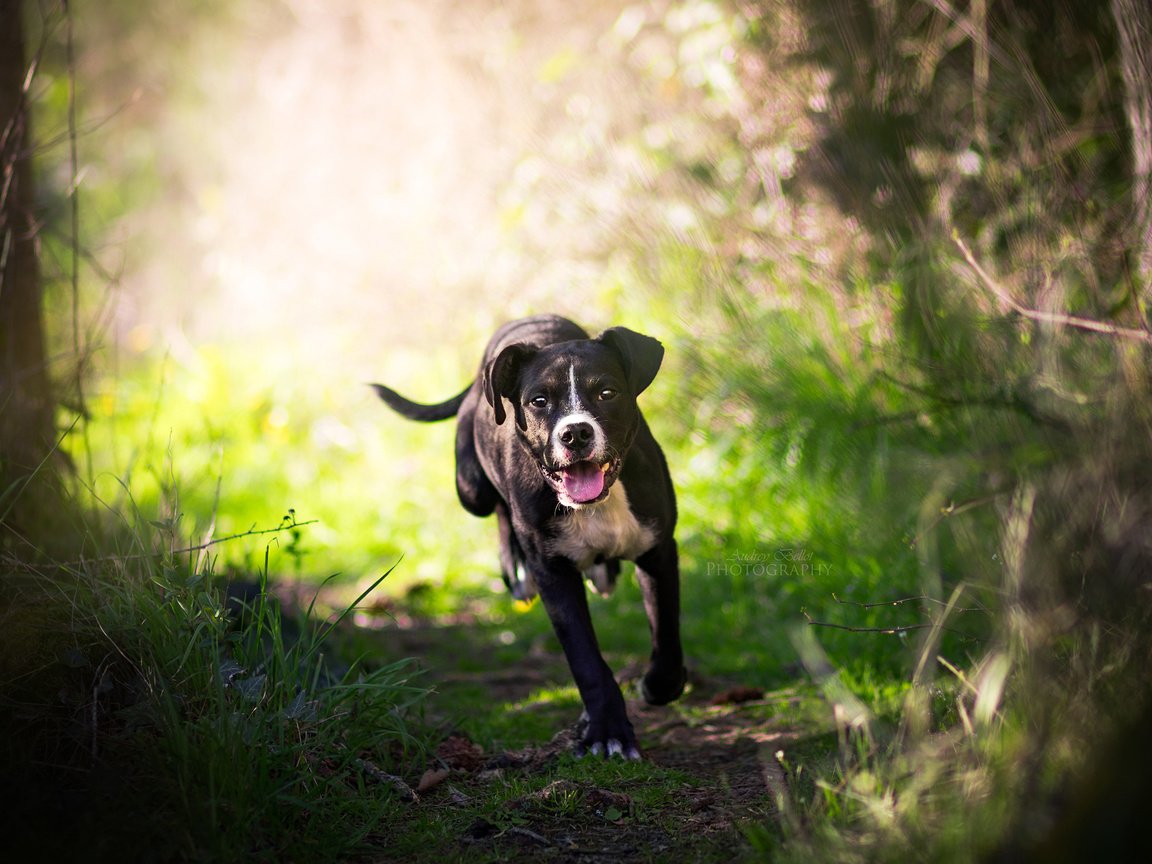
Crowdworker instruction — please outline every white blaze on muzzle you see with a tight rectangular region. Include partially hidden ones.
[548,364,609,505]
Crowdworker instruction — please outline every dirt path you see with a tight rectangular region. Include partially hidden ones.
[358,620,812,862]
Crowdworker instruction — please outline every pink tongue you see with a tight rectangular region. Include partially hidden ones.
[561,461,605,503]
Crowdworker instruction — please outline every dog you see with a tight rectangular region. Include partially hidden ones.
[373,315,686,758]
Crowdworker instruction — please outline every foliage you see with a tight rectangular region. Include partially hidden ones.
[1,510,429,862]
[83,341,495,593]
[714,2,1152,860]
[9,0,1152,861]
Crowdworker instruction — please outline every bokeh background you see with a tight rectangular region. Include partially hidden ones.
[30,0,1152,673]
[58,0,839,599]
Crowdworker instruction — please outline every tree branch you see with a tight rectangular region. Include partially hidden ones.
[954,232,1152,344]
[831,592,989,615]
[802,610,966,637]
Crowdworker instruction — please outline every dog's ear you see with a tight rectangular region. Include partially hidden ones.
[599,327,664,396]
[484,343,536,427]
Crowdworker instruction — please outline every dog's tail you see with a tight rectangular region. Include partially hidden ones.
[370,382,471,422]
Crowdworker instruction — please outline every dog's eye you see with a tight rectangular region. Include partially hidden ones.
[529,395,548,408]
[598,388,618,401]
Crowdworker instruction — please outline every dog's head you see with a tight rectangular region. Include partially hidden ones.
[483,327,664,509]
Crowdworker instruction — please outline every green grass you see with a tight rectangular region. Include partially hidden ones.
[84,307,945,695]
[14,0,1152,856]
[85,342,494,593]
[14,252,1101,862]
[39,275,943,859]
[2,509,432,863]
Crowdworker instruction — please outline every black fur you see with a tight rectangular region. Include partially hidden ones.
[373,315,685,757]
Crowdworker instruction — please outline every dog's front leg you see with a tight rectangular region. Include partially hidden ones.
[533,557,640,759]
[635,539,687,706]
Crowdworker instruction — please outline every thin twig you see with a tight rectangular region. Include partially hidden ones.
[954,232,1152,344]
[147,519,320,558]
[58,519,319,570]
[802,610,965,637]
[831,593,989,615]
[911,491,1007,548]
[351,755,417,802]
[507,826,552,847]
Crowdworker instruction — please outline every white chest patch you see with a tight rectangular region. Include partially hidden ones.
[548,481,658,571]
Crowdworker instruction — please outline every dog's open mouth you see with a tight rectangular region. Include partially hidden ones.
[543,458,620,506]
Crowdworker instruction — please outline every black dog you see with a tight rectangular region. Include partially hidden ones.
[373,315,686,758]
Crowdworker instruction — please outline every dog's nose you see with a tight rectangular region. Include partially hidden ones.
[559,421,594,450]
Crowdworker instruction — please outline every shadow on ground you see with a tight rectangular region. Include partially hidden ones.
[350,615,831,863]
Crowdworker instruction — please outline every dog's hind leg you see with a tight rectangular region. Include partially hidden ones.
[585,556,620,597]
[454,407,498,517]
[496,501,536,601]
[634,539,687,706]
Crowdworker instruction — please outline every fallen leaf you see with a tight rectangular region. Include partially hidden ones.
[416,767,451,794]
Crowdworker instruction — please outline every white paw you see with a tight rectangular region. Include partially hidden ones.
[586,739,642,760]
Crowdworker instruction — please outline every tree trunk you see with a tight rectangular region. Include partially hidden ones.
[1,0,54,505]
[1111,0,1152,299]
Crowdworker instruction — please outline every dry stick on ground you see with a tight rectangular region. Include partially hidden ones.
[953,232,1152,345]
[339,746,417,803]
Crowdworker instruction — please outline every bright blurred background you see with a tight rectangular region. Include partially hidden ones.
[33,0,940,693]
[75,0,738,578]
[44,0,1142,673]
[38,0,1152,688]
[61,0,843,601]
